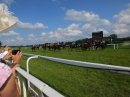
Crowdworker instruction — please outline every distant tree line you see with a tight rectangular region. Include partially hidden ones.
[9,34,130,47]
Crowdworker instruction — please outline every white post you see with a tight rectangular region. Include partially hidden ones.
[26,56,39,87]
[22,77,27,97]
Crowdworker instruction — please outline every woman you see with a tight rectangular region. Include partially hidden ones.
[0,47,22,97]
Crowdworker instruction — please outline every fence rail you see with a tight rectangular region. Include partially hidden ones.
[23,53,130,75]
[107,44,118,49]
[16,67,64,97]
[10,53,130,97]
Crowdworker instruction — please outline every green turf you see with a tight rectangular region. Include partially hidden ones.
[17,45,130,97]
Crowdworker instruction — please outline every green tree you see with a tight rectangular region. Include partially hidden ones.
[109,34,118,43]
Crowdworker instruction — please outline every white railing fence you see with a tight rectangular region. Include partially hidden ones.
[107,44,118,49]
[16,67,64,97]
[10,53,130,97]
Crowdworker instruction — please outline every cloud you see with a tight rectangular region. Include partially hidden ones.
[16,36,23,41]
[17,21,48,30]
[113,4,130,35]
[98,28,109,35]
[51,0,58,2]
[65,9,99,22]
[128,3,130,7]
[114,9,130,24]
[0,31,19,36]
[28,34,38,41]
[61,7,66,10]
[51,0,60,3]
[113,23,129,34]
[65,9,111,26]
[1,0,15,5]
[39,23,83,42]
[81,23,96,33]
[41,32,46,36]
[61,23,82,36]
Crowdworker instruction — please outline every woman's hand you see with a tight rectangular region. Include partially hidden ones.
[12,51,22,64]
[4,46,9,51]
[2,50,12,60]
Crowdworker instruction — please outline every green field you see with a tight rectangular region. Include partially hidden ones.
[18,45,130,97]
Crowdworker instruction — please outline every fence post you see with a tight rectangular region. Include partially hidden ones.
[26,56,39,88]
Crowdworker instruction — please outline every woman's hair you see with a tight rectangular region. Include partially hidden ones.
[0,41,2,46]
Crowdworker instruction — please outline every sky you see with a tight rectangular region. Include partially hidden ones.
[0,0,130,46]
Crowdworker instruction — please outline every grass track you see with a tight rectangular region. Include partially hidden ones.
[18,45,130,97]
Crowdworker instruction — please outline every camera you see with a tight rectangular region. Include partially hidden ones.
[12,50,21,55]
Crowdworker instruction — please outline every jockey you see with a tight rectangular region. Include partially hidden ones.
[102,38,105,43]
[52,43,54,46]
[72,41,76,45]
[57,42,60,45]
[86,39,88,43]
[84,39,88,44]
[63,42,66,45]
[75,41,78,46]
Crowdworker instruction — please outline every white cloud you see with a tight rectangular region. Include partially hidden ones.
[98,28,109,35]
[39,23,83,42]
[1,0,15,5]
[41,32,46,36]
[53,23,82,37]
[17,21,48,30]
[28,34,35,38]
[51,0,58,2]
[1,31,19,36]
[61,7,66,10]
[81,23,96,33]
[65,9,99,23]
[128,3,130,7]
[114,8,130,24]
[100,19,111,26]
[16,36,23,41]
[28,34,38,41]
[65,9,111,27]
[51,0,60,3]
[113,24,128,34]
[6,39,15,43]
[113,4,130,35]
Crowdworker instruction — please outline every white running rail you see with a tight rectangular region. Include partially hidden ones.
[23,53,130,75]
[107,44,118,49]
[15,67,64,97]
[10,52,130,97]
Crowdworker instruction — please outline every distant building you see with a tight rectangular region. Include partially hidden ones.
[92,31,103,41]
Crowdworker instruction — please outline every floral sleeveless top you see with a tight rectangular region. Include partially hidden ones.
[0,63,12,88]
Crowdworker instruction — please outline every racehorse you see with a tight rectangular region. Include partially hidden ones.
[80,42,93,51]
[94,40,110,50]
[61,42,66,49]
[46,43,60,51]
[31,45,36,51]
[68,44,80,51]
[36,45,40,50]
[42,44,47,51]
[51,44,61,51]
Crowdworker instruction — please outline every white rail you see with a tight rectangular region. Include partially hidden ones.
[10,52,130,97]
[23,53,130,75]
[15,67,64,97]
[107,44,118,49]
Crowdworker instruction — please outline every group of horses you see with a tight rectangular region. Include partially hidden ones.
[68,40,109,51]
[31,41,110,52]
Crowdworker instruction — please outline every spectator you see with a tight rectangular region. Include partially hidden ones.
[0,46,9,59]
[0,48,22,97]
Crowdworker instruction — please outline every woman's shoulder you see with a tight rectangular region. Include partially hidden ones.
[0,63,12,88]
